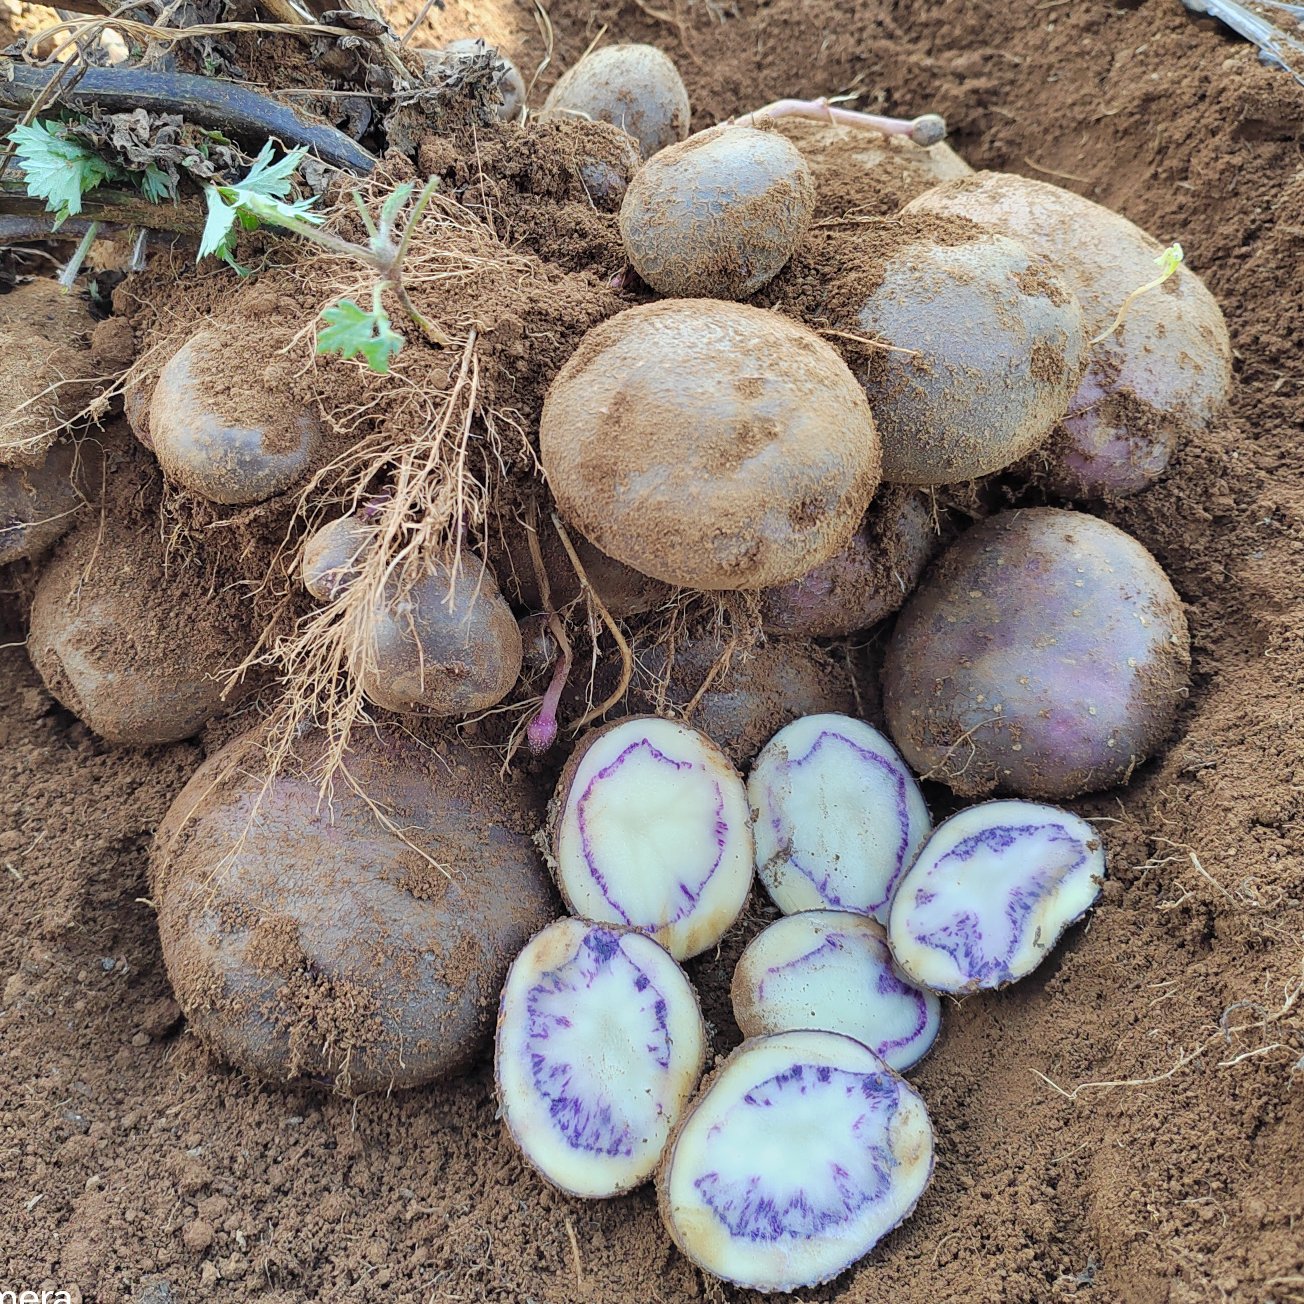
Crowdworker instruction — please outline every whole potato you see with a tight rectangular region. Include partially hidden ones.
[758,488,941,638]
[540,300,881,591]
[27,516,253,745]
[150,330,321,505]
[542,43,690,160]
[151,725,556,1093]
[359,553,523,716]
[883,508,1190,799]
[0,440,85,565]
[771,117,971,220]
[829,215,1086,485]
[904,173,1232,498]
[301,512,377,602]
[619,124,815,299]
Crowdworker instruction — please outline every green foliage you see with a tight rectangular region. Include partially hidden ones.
[317,292,405,375]
[7,120,121,228]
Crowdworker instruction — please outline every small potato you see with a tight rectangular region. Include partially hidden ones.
[150,330,321,505]
[431,39,526,121]
[619,124,815,299]
[301,513,377,602]
[904,173,1232,498]
[0,440,84,565]
[540,300,881,591]
[771,117,971,220]
[27,516,253,745]
[151,725,556,1093]
[830,215,1086,485]
[542,43,690,160]
[359,553,523,716]
[883,508,1191,799]
[758,488,940,638]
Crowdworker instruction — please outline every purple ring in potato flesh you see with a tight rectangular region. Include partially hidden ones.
[495,918,707,1198]
[656,1029,934,1293]
[748,714,930,922]
[549,718,754,960]
[887,799,1106,994]
[731,910,941,1071]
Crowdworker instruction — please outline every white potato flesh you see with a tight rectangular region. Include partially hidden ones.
[888,799,1106,994]
[749,714,930,921]
[658,1029,933,1292]
[732,910,941,1071]
[553,718,754,960]
[496,919,706,1198]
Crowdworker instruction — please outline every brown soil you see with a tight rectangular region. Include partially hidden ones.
[2,2,1304,1304]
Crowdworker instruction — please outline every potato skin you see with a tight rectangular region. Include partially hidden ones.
[540,300,881,591]
[27,516,253,745]
[151,726,556,1094]
[439,39,526,121]
[301,513,376,602]
[542,43,690,160]
[150,331,321,505]
[883,508,1190,799]
[619,125,815,299]
[0,440,84,565]
[843,222,1086,485]
[904,173,1232,498]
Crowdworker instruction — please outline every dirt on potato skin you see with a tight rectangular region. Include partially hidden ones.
[2,3,1304,1304]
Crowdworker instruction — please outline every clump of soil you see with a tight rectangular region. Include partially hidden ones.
[2,1,1303,1302]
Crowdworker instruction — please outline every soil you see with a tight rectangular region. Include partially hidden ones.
[2,1,1303,1303]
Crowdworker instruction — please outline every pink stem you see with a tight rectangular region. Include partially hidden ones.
[526,634,571,754]
[739,98,947,147]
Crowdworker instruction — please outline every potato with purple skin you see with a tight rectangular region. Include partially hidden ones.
[542,44,690,160]
[883,508,1191,799]
[152,725,556,1094]
[301,513,377,602]
[541,300,881,591]
[887,800,1105,994]
[759,488,940,637]
[0,440,84,565]
[619,125,815,299]
[495,918,706,1197]
[904,173,1232,498]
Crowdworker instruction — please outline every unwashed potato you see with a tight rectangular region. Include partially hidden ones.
[883,508,1191,799]
[151,725,556,1094]
[542,44,690,160]
[904,173,1232,498]
[301,513,377,602]
[427,39,526,121]
[27,515,255,745]
[771,117,971,220]
[828,214,1086,485]
[0,440,86,565]
[619,124,815,299]
[540,299,881,591]
[150,330,322,505]
[359,553,523,716]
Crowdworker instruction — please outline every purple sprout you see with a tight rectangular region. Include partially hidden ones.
[495,918,706,1198]
[886,799,1106,995]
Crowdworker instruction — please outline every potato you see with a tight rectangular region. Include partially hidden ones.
[619,124,815,299]
[542,44,690,160]
[904,173,1232,498]
[0,440,84,565]
[301,513,377,602]
[121,376,154,451]
[883,508,1190,799]
[150,330,322,505]
[829,214,1086,485]
[540,300,881,591]
[439,38,526,121]
[359,553,523,716]
[27,516,254,745]
[151,725,556,1093]
[771,117,971,219]
[758,488,940,637]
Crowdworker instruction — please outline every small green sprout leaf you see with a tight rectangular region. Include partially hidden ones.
[1089,241,1185,346]
[7,120,121,228]
[316,289,405,374]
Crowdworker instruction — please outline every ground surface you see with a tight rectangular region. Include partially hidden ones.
[2,0,1303,1301]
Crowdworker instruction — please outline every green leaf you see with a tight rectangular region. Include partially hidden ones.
[237,142,310,200]
[378,181,415,233]
[197,146,320,269]
[316,298,405,375]
[7,120,119,228]
[198,185,241,269]
[140,164,175,205]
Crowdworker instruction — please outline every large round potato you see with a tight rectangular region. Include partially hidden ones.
[619,124,815,299]
[883,508,1190,798]
[830,215,1086,485]
[540,300,881,591]
[152,726,556,1094]
[27,516,253,745]
[904,173,1232,498]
